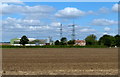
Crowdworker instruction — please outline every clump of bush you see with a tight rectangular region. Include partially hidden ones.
[1,45,106,48]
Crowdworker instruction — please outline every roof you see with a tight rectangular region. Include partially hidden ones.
[75,40,86,43]
[18,38,36,41]
[10,38,20,44]
[11,38,49,44]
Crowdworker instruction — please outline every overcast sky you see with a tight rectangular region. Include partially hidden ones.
[1,2,119,42]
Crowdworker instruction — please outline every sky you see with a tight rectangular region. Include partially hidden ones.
[1,1,119,42]
[1,0,120,2]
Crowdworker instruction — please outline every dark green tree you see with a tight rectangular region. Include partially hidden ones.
[19,35,29,47]
[99,35,115,47]
[55,40,60,45]
[85,34,97,45]
[114,34,120,47]
[67,40,75,45]
[61,37,67,42]
[60,37,67,45]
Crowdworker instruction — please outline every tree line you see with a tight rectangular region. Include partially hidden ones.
[85,34,120,47]
[19,34,120,47]
[55,34,120,47]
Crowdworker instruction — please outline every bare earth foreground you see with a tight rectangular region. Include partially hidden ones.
[2,48,118,75]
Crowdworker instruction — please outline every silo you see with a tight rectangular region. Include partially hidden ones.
[46,37,50,43]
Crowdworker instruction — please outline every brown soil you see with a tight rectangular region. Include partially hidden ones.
[2,48,118,75]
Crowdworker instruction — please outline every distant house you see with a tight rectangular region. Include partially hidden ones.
[0,42,10,45]
[74,40,86,46]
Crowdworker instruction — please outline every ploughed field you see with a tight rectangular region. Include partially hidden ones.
[2,48,118,75]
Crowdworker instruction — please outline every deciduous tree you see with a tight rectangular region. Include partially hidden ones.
[99,35,115,47]
[19,35,29,47]
[114,34,120,47]
[85,34,97,45]
[55,40,60,45]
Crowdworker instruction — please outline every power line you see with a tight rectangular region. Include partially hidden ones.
[72,24,75,40]
[68,21,76,40]
[60,24,62,39]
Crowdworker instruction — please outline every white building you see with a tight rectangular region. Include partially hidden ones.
[11,37,54,46]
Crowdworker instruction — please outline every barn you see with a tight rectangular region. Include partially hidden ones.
[10,37,54,46]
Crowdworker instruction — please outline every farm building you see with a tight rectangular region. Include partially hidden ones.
[74,40,86,46]
[10,37,54,46]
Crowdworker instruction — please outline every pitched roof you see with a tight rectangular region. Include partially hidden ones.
[75,40,85,43]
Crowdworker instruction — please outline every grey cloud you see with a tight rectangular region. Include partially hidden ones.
[112,3,119,12]
[91,19,117,26]
[2,3,55,15]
